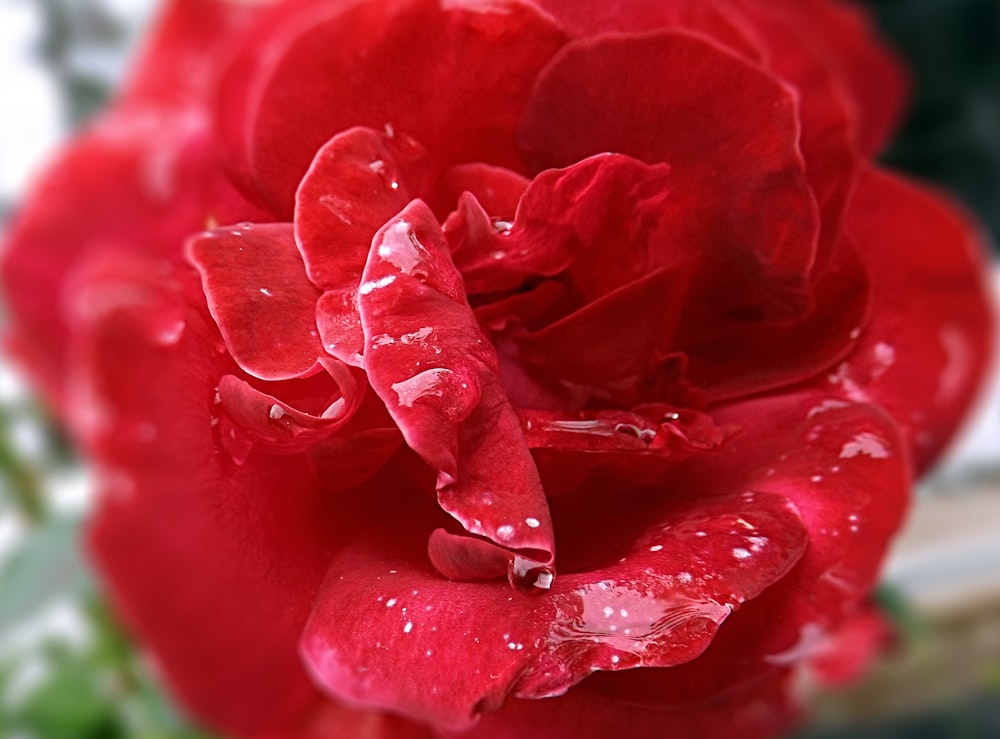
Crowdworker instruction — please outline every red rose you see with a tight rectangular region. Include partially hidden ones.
[1,0,994,737]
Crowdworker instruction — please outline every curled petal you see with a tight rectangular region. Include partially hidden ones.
[301,489,805,730]
[187,222,322,380]
[217,356,364,453]
[584,392,909,709]
[446,153,671,297]
[358,200,555,564]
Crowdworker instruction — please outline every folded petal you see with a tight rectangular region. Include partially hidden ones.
[358,200,555,563]
[217,356,364,454]
[446,153,671,297]
[187,222,323,380]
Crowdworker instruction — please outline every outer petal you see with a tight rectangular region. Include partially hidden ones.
[532,0,766,61]
[66,257,341,735]
[301,486,806,730]
[825,168,995,473]
[1,109,268,408]
[581,392,910,709]
[451,670,797,739]
[765,0,908,155]
[358,201,555,563]
[519,29,819,320]
[223,0,568,214]
[187,222,323,380]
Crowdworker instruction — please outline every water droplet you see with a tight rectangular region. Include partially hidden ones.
[358,274,397,295]
[525,517,541,529]
[259,287,273,297]
[509,558,555,594]
[496,524,515,541]
[403,621,413,634]
[732,548,752,560]
[840,432,890,459]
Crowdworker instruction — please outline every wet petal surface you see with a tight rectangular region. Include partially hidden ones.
[358,200,555,564]
[188,222,322,380]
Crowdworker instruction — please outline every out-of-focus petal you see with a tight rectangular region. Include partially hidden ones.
[68,258,343,735]
[823,167,995,473]
[221,0,568,214]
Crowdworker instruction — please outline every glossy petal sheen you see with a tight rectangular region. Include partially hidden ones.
[301,489,806,730]
[584,392,909,708]
[188,222,323,380]
[358,200,555,563]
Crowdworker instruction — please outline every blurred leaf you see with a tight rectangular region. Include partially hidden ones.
[0,516,90,632]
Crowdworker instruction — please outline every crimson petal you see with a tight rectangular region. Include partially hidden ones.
[825,168,995,473]
[584,391,910,709]
[519,29,819,318]
[301,489,806,730]
[188,222,322,380]
[447,153,671,298]
[358,200,555,563]
[229,0,568,213]
[516,261,696,386]
[67,257,341,735]
[217,357,363,454]
[295,126,426,290]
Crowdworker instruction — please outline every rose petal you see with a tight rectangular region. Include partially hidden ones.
[451,669,797,739]
[226,0,567,214]
[441,164,529,219]
[446,153,672,298]
[358,200,555,563]
[521,405,728,495]
[519,29,819,320]
[533,0,765,61]
[826,168,995,473]
[683,235,872,402]
[301,488,806,730]
[515,261,697,386]
[68,257,342,735]
[295,126,427,291]
[217,356,363,453]
[187,222,323,380]
[583,391,909,708]
[765,0,908,155]
[727,0,859,269]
